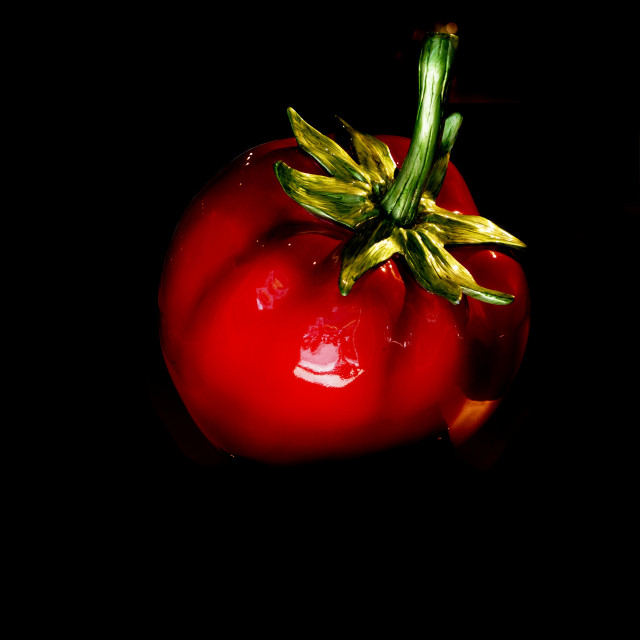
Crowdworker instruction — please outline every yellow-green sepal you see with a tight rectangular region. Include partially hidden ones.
[398,226,515,305]
[286,107,367,183]
[273,160,376,229]
[273,109,398,230]
[339,215,518,305]
[336,117,396,195]
[423,112,463,199]
[418,198,527,249]
[339,217,400,295]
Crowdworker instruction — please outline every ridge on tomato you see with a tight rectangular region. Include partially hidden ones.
[158,33,530,466]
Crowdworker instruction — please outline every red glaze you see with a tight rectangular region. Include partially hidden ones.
[159,135,530,464]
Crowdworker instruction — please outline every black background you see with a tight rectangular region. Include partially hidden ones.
[70,5,638,559]
[3,3,634,627]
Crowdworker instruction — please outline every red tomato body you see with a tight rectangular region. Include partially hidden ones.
[158,135,530,465]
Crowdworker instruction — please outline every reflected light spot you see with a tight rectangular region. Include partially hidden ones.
[256,270,289,310]
[293,310,363,388]
[447,396,501,446]
[434,22,458,34]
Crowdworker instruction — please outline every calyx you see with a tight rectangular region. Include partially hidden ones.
[274,33,525,305]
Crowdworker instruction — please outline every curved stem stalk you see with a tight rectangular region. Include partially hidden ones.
[380,33,458,226]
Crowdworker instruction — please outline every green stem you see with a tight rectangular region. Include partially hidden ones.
[380,33,458,226]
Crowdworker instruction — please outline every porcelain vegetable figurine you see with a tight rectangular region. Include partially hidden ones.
[158,33,530,465]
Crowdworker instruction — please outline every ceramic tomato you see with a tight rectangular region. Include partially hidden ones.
[158,34,530,465]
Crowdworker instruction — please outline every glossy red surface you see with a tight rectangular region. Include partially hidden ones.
[159,135,530,464]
